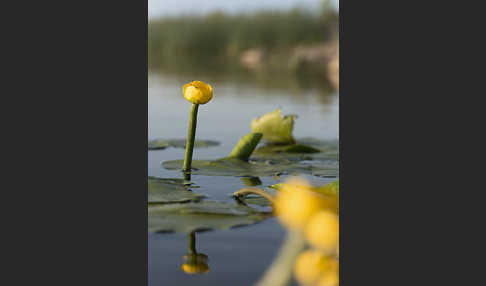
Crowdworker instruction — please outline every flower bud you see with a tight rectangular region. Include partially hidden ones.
[183,81,213,104]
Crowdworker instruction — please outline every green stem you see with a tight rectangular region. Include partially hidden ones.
[227,133,263,161]
[183,104,199,172]
[233,188,276,204]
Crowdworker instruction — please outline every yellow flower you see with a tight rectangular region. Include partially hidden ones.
[305,211,339,254]
[183,81,213,104]
[274,177,337,230]
[318,270,339,286]
[294,250,337,286]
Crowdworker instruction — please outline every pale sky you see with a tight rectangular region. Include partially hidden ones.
[148,0,339,19]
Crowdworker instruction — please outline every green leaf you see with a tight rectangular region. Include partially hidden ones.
[252,138,338,163]
[162,157,338,178]
[251,109,297,144]
[148,177,205,204]
[148,139,220,150]
[148,200,269,233]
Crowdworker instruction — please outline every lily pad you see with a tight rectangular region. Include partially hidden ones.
[251,109,297,144]
[148,177,205,204]
[162,157,338,178]
[148,200,269,233]
[252,138,339,163]
[148,139,220,150]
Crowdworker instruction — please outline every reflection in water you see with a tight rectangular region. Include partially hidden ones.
[241,176,262,186]
[181,232,210,275]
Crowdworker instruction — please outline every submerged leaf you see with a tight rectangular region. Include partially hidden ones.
[148,177,205,204]
[251,109,296,144]
[148,200,268,233]
[148,139,220,150]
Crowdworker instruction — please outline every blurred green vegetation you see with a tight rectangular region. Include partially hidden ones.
[148,4,339,92]
[149,9,338,69]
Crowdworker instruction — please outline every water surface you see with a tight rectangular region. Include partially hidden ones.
[148,71,338,286]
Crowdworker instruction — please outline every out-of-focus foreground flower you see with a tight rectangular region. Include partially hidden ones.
[274,177,338,230]
[274,177,339,286]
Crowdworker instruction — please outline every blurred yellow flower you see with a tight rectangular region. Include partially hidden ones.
[305,211,339,254]
[318,270,339,286]
[274,177,337,230]
[183,81,213,104]
[294,250,338,286]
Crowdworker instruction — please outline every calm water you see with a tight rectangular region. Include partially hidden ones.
[148,71,339,286]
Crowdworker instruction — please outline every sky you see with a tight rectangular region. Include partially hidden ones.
[148,0,339,19]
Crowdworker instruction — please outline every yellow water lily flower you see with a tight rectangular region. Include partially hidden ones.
[305,211,339,254]
[318,270,339,286]
[274,177,337,230]
[294,250,338,286]
[183,81,213,104]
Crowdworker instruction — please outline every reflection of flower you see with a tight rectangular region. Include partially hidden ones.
[181,253,210,274]
[181,232,210,275]
[183,81,213,105]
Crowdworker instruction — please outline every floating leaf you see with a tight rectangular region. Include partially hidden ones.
[251,109,296,144]
[148,139,220,150]
[148,177,205,204]
[148,200,269,233]
[252,138,338,163]
[162,157,338,178]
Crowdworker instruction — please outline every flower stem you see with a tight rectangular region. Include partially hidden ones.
[254,231,306,286]
[233,188,276,204]
[227,133,263,161]
[183,103,199,173]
